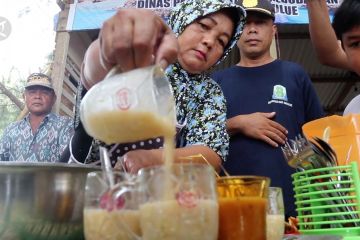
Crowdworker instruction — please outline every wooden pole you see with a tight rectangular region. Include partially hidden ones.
[51,3,70,114]
[270,35,278,59]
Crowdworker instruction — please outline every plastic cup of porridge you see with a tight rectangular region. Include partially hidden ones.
[137,163,219,240]
[80,65,176,145]
[267,187,285,240]
[83,171,141,240]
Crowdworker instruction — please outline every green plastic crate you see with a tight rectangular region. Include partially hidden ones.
[292,162,360,236]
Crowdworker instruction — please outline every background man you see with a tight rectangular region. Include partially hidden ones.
[212,0,324,217]
[0,73,73,162]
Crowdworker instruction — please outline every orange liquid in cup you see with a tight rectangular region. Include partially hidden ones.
[217,176,269,240]
[218,197,267,240]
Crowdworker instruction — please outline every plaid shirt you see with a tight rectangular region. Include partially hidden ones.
[0,113,73,162]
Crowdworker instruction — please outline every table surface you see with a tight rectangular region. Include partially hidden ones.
[283,235,360,240]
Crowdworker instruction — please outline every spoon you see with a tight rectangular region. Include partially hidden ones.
[345,145,352,165]
[100,146,114,188]
[311,137,338,166]
[309,139,359,224]
[99,146,138,213]
[322,126,331,144]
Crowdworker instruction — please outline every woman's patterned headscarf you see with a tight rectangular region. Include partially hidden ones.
[168,0,246,65]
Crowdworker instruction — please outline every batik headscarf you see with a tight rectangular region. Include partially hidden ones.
[165,0,246,161]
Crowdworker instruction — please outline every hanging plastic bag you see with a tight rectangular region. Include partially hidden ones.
[302,114,360,169]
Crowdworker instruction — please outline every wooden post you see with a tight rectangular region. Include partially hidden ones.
[51,3,70,114]
[270,35,278,59]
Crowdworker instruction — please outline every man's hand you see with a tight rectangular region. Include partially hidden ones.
[227,112,288,147]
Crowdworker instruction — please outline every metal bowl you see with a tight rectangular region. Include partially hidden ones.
[0,162,100,240]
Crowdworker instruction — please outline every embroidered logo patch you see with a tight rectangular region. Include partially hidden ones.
[272,85,288,101]
[268,84,293,107]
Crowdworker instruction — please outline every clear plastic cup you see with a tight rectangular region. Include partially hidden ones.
[217,176,270,240]
[137,163,219,240]
[83,171,140,240]
[267,187,285,240]
[80,65,176,144]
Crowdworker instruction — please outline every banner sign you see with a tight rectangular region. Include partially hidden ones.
[272,0,341,24]
[66,0,341,31]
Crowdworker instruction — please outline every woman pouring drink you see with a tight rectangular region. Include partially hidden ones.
[65,0,246,173]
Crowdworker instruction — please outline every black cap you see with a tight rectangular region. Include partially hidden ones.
[237,0,275,20]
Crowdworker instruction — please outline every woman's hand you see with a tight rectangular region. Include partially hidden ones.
[115,149,163,174]
[114,145,222,174]
[99,8,178,72]
[82,9,179,89]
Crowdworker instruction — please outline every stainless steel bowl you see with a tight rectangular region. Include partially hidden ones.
[0,162,100,240]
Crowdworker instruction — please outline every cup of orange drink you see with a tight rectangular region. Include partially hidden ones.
[217,176,270,240]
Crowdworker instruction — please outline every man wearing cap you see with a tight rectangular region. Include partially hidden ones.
[212,0,324,218]
[0,73,74,162]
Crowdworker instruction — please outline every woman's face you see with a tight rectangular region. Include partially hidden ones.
[177,11,234,74]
